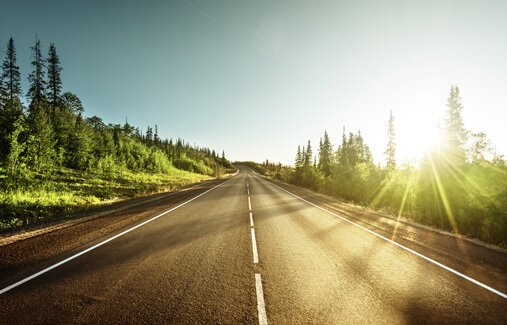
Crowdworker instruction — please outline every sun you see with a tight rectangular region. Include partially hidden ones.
[396,121,441,161]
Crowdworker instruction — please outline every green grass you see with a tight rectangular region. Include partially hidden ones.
[0,166,210,229]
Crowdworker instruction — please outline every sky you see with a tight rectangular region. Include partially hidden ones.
[1,0,506,165]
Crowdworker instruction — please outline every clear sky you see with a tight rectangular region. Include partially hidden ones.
[1,0,506,165]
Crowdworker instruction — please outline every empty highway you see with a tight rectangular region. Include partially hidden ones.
[1,166,506,324]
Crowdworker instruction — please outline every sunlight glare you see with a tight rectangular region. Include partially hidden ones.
[397,119,440,161]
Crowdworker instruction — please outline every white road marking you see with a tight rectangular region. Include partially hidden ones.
[248,188,250,195]
[251,228,259,263]
[248,196,252,211]
[255,273,268,325]
[250,212,254,227]
[0,177,236,295]
[266,180,507,299]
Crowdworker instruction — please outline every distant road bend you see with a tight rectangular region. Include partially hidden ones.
[0,166,506,323]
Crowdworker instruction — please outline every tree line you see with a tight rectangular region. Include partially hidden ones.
[260,86,507,246]
[0,36,233,189]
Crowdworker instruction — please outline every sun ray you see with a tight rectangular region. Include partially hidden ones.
[426,152,459,234]
[390,172,416,242]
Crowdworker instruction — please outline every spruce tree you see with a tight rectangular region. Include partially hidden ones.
[385,109,396,170]
[2,38,22,105]
[304,140,312,167]
[46,43,62,108]
[318,130,333,177]
[295,145,303,169]
[337,127,348,167]
[27,36,47,107]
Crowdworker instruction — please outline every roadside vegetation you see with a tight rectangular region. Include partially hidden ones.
[0,37,234,229]
[238,86,507,247]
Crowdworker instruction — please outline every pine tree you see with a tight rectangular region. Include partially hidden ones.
[46,43,63,108]
[1,37,22,105]
[27,36,47,107]
[442,85,468,164]
[385,109,396,170]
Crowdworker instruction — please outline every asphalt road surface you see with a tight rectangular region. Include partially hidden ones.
[1,166,506,324]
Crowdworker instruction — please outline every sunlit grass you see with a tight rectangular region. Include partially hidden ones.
[0,167,210,229]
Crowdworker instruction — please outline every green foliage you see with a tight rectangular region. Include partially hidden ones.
[26,100,56,172]
[6,114,26,180]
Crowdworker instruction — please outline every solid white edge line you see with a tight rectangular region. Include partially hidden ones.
[251,228,259,264]
[250,212,254,227]
[0,177,236,295]
[248,196,252,211]
[266,180,507,299]
[255,273,268,325]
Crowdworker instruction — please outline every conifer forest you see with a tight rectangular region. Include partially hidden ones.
[0,37,234,228]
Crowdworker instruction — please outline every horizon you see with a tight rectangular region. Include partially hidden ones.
[1,0,506,166]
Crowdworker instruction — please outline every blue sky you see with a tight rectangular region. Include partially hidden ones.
[1,0,506,165]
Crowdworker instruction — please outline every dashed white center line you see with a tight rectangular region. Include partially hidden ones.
[251,228,259,264]
[255,273,268,325]
[247,180,267,324]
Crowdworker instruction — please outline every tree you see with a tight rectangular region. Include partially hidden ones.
[467,132,492,165]
[1,37,22,105]
[66,113,91,169]
[295,145,303,169]
[46,43,63,108]
[304,140,312,167]
[442,85,468,165]
[61,92,84,113]
[337,126,348,168]
[154,125,159,145]
[146,126,153,145]
[0,77,5,108]
[318,130,333,177]
[26,36,47,107]
[26,101,56,172]
[6,114,26,179]
[385,109,396,170]
[0,97,24,161]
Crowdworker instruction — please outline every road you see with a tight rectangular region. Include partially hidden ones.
[0,166,506,323]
